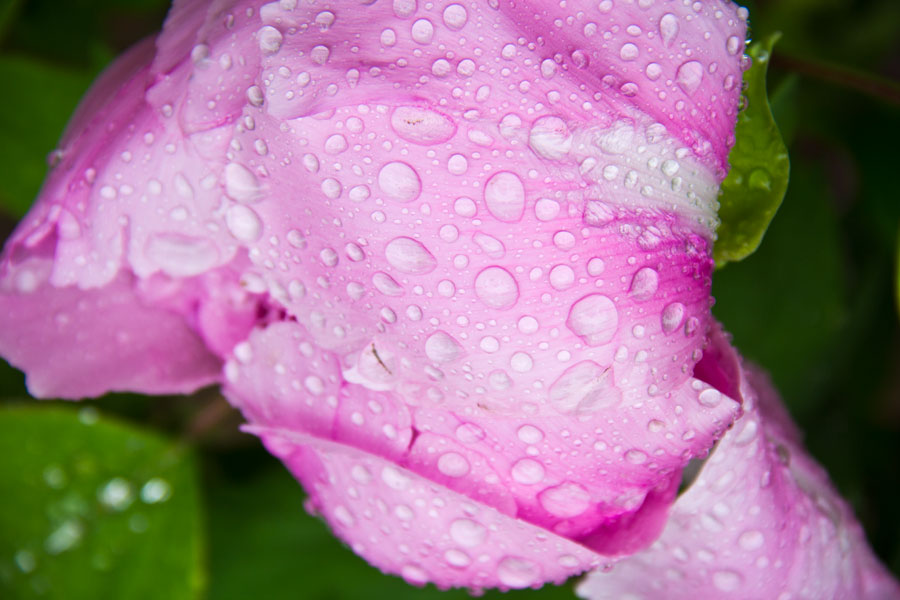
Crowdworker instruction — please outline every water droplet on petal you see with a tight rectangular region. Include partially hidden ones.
[391,106,457,145]
[661,302,686,333]
[566,295,618,346]
[224,163,262,202]
[450,518,487,547]
[442,3,468,29]
[474,266,519,309]
[629,268,659,301]
[484,171,525,222]
[659,13,679,47]
[676,60,704,95]
[712,569,743,592]
[528,116,572,160]
[437,452,471,477]
[425,331,464,363]
[737,529,764,551]
[549,360,621,415]
[378,161,422,202]
[411,18,434,44]
[510,458,545,484]
[226,205,263,242]
[517,424,544,444]
[385,237,437,274]
[538,481,591,517]
[497,556,540,589]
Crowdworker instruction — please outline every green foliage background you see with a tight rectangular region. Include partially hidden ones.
[1,0,898,597]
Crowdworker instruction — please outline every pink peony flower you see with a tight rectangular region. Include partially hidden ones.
[0,0,896,596]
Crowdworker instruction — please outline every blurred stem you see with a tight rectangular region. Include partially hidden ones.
[184,392,239,445]
[773,53,900,106]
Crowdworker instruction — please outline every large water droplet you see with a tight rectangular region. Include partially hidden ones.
[538,481,591,517]
[517,424,544,444]
[425,331,464,363]
[474,266,519,309]
[385,237,437,274]
[566,294,618,346]
[629,268,659,301]
[676,60,704,95]
[450,518,487,547]
[146,234,220,277]
[528,116,572,160]
[661,302,686,333]
[224,162,262,202]
[226,205,263,242]
[497,556,540,589]
[510,458,545,484]
[712,569,743,592]
[659,13,679,47]
[437,452,471,477]
[411,18,434,44]
[484,171,526,222]
[378,161,422,202]
[391,106,457,145]
[549,360,621,415]
[442,3,468,29]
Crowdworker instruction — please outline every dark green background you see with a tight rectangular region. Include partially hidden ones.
[1,0,898,597]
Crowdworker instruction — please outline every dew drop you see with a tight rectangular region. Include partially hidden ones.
[538,481,591,517]
[528,116,572,160]
[474,266,519,310]
[450,518,487,547]
[517,424,544,444]
[385,237,437,274]
[442,3,468,29]
[510,458,545,484]
[224,163,262,203]
[566,294,618,346]
[411,18,434,44]
[484,171,526,222]
[661,302,686,333]
[659,13,679,47]
[378,161,422,202]
[437,452,471,477]
[497,556,540,589]
[629,268,659,301]
[391,106,457,145]
[676,60,704,95]
[425,331,464,363]
[226,205,263,242]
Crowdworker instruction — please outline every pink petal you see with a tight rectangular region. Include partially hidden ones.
[251,425,609,592]
[577,365,900,600]
[224,318,740,586]
[0,258,220,398]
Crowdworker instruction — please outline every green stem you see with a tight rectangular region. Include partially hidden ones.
[773,53,900,106]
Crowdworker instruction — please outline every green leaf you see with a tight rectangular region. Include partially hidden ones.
[712,158,846,416]
[0,57,93,218]
[0,407,204,600]
[714,33,791,267]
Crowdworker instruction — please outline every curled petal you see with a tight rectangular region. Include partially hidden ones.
[0,259,220,398]
[577,365,900,600]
